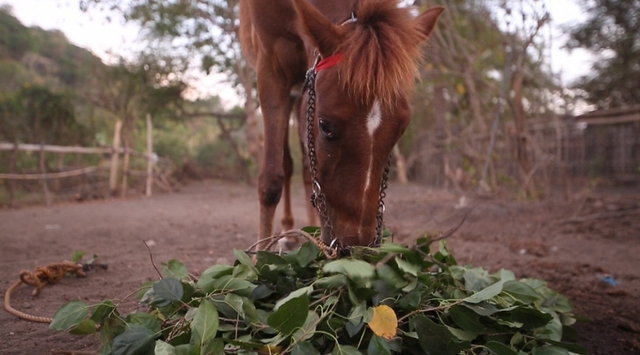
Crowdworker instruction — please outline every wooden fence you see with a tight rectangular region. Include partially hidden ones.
[409,106,640,195]
[0,116,172,206]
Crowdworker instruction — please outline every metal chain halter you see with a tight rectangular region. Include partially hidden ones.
[302,55,390,253]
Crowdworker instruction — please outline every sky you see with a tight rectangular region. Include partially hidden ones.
[3,0,594,106]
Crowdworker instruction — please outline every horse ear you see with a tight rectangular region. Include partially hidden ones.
[292,0,345,57]
[415,6,444,39]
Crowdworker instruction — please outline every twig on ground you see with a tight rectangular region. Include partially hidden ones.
[144,240,163,279]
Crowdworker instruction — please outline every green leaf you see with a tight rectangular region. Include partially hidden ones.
[464,281,505,304]
[202,338,225,355]
[323,259,375,281]
[162,259,189,280]
[376,264,407,289]
[296,241,320,267]
[368,334,392,355]
[223,293,245,318]
[256,251,288,267]
[267,293,309,335]
[301,226,321,236]
[242,296,259,322]
[210,275,257,297]
[136,281,154,300]
[233,249,258,274]
[331,345,363,355]
[71,250,86,263]
[153,278,184,307]
[90,300,117,322]
[346,319,365,337]
[395,257,419,277]
[50,300,89,331]
[462,301,500,316]
[379,242,412,254]
[397,289,421,311]
[274,286,313,311]
[292,311,320,341]
[485,341,518,355]
[69,319,96,335]
[196,265,235,292]
[126,313,161,335]
[315,274,348,289]
[540,309,563,342]
[110,325,155,355]
[449,305,486,333]
[532,346,569,355]
[445,326,477,341]
[250,283,274,301]
[542,340,587,355]
[190,300,219,350]
[411,315,451,355]
[510,307,553,330]
[155,340,177,355]
[292,341,321,355]
[502,280,541,304]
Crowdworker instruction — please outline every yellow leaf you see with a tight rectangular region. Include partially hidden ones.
[368,305,397,340]
[456,83,466,95]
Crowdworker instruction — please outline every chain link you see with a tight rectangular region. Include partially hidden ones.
[304,65,337,249]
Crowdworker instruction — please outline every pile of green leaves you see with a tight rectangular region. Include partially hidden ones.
[51,233,585,355]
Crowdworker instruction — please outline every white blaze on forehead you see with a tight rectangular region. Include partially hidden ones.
[366,100,382,137]
[360,100,381,237]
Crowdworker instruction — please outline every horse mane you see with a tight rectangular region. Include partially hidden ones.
[337,0,428,107]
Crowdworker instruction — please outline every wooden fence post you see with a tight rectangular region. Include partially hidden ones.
[39,144,52,206]
[7,143,18,207]
[146,114,153,197]
[121,145,130,198]
[109,120,122,196]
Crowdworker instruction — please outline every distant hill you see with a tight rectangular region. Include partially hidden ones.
[0,5,105,94]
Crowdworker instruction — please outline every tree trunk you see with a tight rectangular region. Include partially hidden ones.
[510,67,538,199]
[393,145,408,184]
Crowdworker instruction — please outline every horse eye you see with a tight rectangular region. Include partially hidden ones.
[319,119,336,140]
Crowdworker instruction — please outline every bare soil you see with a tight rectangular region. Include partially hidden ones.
[1,180,639,355]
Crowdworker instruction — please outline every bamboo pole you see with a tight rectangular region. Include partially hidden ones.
[39,144,52,206]
[146,114,153,197]
[109,120,123,196]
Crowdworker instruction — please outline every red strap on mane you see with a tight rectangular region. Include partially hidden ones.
[316,53,344,71]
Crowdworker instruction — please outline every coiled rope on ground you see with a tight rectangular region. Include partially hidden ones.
[4,261,86,323]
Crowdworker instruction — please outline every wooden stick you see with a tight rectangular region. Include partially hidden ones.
[39,145,52,206]
[109,121,122,196]
[146,114,153,197]
[0,166,101,180]
[7,143,17,206]
[0,142,152,158]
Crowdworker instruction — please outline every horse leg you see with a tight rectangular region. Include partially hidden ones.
[279,114,300,250]
[256,66,292,251]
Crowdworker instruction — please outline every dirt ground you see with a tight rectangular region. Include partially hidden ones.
[1,180,639,355]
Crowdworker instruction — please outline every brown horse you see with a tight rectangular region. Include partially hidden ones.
[240,0,443,252]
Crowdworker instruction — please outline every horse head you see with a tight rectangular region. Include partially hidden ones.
[293,0,443,248]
